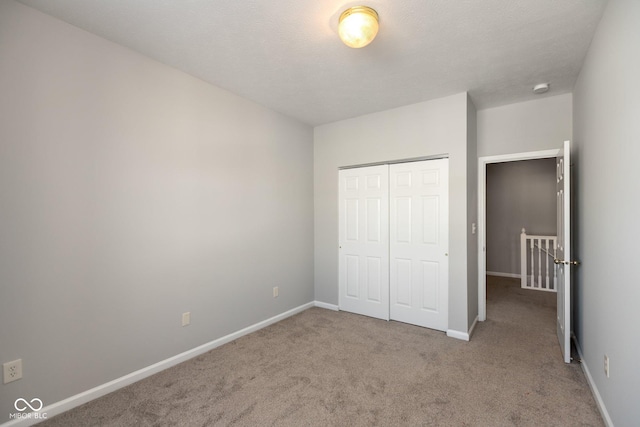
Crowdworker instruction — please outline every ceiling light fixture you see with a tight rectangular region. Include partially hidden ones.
[533,83,550,94]
[338,6,379,48]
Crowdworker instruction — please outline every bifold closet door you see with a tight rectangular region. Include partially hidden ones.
[390,159,449,331]
[338,165,389,320]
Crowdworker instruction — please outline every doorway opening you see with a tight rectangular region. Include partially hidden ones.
[479,143,572,363]
[484,157,558,336]
[477,149,559,322]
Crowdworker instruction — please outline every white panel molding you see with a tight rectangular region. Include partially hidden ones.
[572,335,613,427]
[314,301,339,311]
[478,149,560,321]
[1,302,315,427]
[486,271,520,279]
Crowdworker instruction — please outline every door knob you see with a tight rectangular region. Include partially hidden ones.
[554,258,580,266]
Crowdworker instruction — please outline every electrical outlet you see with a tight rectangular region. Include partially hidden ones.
[182,312,190,327]
[273,286,279,298]
[3,359,23,384]
[604,355,610,378]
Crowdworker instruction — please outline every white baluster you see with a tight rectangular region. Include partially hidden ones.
[520,231,558,293]
[530,237,534,288]
[537,238,542,288]
[521,228,527,289]
[545,238,550,289]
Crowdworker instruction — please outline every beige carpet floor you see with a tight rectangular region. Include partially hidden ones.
[39,277,603,426]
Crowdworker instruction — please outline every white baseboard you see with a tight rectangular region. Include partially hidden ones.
[320,302,477,341]
[447,314,479,342]
[572,334,613,427]
[447,329,469,341]
[1,302,315,427]
[314,301,339,311]
[486,271,520,279]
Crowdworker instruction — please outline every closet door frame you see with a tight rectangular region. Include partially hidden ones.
[338,156,449,330]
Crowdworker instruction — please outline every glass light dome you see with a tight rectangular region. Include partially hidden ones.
[338,6,379,48]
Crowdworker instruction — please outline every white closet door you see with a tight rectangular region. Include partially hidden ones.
[338,165,389,320]
[390,159,449,331]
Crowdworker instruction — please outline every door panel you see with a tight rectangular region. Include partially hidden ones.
[421,261,439,310]
[390,159,449,331]
[422,196,439,243]
[366,199,381,241]
[338,165,389,320]
[396,197,412,242]
[396,258,412,306]
[366,256,381,302]
[556,141,572,363]
[345,255,359,297]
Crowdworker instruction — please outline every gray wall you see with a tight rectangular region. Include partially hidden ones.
[486,159,557,275]
[466,96,479,326]
[477,94,573,157]
[573,0,640,424]
[0,1,314,421]
[313,93,475,334]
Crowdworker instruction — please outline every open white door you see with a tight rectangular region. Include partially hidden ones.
[338,165,390,320]
[555,140,573,363]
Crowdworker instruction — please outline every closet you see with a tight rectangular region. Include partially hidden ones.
[338,158,449,331]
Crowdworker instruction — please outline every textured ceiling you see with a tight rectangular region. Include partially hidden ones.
[18,0,607,126]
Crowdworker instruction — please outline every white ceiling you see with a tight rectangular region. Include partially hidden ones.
[18,0,607,126]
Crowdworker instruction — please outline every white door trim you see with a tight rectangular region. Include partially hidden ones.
[338,154,449,170]
[477,149,560,321]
